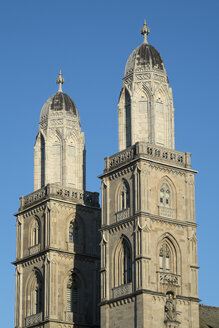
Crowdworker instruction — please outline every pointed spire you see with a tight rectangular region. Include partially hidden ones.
[56,69,64,92]
[141,19,150,44]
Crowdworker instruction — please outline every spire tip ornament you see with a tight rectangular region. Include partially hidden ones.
[141,19,150,44]
[56,69,64,92]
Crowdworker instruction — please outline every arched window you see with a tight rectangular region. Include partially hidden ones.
[40,134,45,188]
[159,243,171,272]
[125,89,131,148]
[27,271,43,316]
[31,220,40,247]
[155,96,165,146]
[115,237,132,286]
[69,220,79,244]
[66,273,80,313]
[160,183,171,207]
[123,240,132,284]
[118,181,130,212]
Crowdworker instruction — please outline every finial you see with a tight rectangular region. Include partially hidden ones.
[56,69,64,92]
[141,19,150,44]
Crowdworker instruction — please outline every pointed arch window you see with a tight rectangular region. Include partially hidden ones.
[123,240,132,284]
[40,134,45,188]
[66,273,79,314]
[31,220,40,247]
[27,271,43,316]
[69,220,79,244]
[115,238,132,286]
[125,89,131,148]
[118,181,130,212]
[160,183,171,207]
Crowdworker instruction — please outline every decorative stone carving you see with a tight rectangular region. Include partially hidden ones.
[50,119,63,126]
[105,141,191,171]
[135,73,151,80]
[116,208,130,222]
[159,272,180,286]
[65,311,73,322]
[112,283,132,298]
[164,293,180,326]
[29,244,40,255]
[158,206,176,219]
[25,312,42,326]
[20,183,99,209]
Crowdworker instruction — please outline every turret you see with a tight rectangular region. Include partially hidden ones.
[34,71,86,191]
[118,20,175,150]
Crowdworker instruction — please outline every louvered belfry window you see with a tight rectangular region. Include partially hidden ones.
[66,273,79,313]
[69,220,79,244]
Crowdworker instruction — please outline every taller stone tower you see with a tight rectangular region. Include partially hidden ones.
[14,72,100,328]
[99,21,199,328]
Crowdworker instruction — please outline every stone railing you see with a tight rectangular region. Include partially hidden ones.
[112,282,132,298]
[65,311,73,322]
[20,184,99,210]
[25,312,42,326]
[159,272,180,287]
[116,208,130,222]
[29,244,40,255]
[158,206,176,219]
[105,146,135,170]
[104,142,191,171]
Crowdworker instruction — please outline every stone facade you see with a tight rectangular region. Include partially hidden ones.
[99,22,200,328]
[34,90,86,191]
[14,22,201,328]
[14,75,101,328]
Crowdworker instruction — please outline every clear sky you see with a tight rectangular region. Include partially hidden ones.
[1,0,219,326]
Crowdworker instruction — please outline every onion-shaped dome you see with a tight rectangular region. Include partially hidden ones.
[124,20,165,76]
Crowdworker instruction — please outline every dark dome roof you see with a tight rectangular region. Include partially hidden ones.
[125,43,164,76]
[40,91,79,120]
[50,92,77,114]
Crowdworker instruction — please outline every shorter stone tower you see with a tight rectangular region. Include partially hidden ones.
[14,72,100,328]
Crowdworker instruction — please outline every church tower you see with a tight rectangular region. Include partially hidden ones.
[14,72,100,328]
[99,21,199,328]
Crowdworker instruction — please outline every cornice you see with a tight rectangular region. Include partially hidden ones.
[12,247,99,266]
[100,289,200,306]
[100,211,197,233]
[14,197,100,217]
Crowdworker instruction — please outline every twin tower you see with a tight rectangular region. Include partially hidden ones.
[14,21,200,328]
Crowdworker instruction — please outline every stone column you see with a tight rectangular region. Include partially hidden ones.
[15,265,22,328]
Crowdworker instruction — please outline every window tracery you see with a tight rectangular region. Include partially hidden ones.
[31,220,40,247]
[118,181,130,212]
[160,183,171,207]
[159,243,171,272]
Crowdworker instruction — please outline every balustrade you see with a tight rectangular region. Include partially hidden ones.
[25,312,42,326]
[20,184,99,209]
[112,282,132,298]
[105,142,191,171]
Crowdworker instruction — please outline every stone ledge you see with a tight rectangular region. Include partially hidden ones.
[104,142,192,172]
[19,183,99,210]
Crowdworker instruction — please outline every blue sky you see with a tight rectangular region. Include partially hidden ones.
[1,0,219,326]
